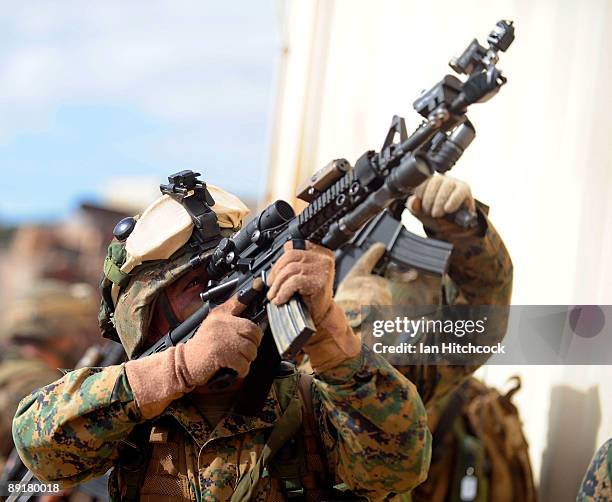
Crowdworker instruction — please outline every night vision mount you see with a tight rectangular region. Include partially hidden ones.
[160,170,222,255]
[413,19,514,126]
[450,19,515,76]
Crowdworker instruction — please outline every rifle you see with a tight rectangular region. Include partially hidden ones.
[130,20,515,412]
[333,209,455,289]
[6,21,515,499]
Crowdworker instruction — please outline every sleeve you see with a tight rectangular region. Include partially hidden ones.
[12,364,143,486]
[312,346,431,499]
[335,203,513,407]
[577,439,612,501]
[399,202,513,405]
[424,201,513,307]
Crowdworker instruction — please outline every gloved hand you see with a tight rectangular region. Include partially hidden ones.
[408,173,475,216]
[125,295,262,419]
[407,174,478,235]
[334,243,390,308]
[267,241,361,373]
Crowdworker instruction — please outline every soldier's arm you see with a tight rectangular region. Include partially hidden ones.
[392,204,513,405]
[396,175,512,406]
[335,174,513,406]
[12,364,142,486]
[267,242,431,497]
[422,201,513,306]
[312,347,431,499]
[407,173,513,305]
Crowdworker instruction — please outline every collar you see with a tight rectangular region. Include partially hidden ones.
[162,385,281,448]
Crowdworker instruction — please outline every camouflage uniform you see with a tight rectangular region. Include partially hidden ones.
[12,187,432,501]
[336,202,513,406]
[335,203,513,502]
[13,347,430,501]
[0,281,99,468]
[577,439,612,501]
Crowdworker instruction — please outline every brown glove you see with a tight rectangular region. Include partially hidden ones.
[334,243,389,307]
[125,295,263,419]
[409,174,476,218]
[407,174,480,237]
[267,241,360,373]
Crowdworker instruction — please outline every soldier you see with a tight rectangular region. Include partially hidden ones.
[577,439,612,501]
[0,281,99,470]
[335,174,513,402]
[13,183,432,501]
[334,174,520,501]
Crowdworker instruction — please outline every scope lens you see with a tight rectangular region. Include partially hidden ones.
[273,200,295,221]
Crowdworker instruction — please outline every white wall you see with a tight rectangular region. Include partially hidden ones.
[266,0,612,499]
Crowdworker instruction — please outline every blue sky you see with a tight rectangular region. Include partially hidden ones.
[0,1,279,223]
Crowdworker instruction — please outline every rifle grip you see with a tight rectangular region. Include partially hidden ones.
[448,207,478,229]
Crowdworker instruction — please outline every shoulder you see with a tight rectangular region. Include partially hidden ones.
[578,439,612,500]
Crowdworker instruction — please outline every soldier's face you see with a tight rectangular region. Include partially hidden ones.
[149,269,208,343]
[149,268,245,393]
[166,269,208,320]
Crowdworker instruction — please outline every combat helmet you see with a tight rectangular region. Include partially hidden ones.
[98,171,249,358]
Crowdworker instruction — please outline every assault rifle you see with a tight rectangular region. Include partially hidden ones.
[6,21,515,498]
[131,20,515,412]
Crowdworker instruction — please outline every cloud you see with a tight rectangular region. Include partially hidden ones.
[0,1,280,222]
[0,1,279,133]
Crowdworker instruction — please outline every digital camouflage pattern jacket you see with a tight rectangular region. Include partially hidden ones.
[577,438,612,501]
[335,204,513,408]
[334,206,513,502]
[13,347,431,501]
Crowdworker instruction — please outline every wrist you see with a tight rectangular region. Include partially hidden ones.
[304,302,361,373]
[125,347,195,419]
[317,349,364,384]
[422,204,488,242]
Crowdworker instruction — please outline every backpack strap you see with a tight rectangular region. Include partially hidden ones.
[231,371,303,502]
[233,368,340,501]
[297,373,329,491]
[273,371,357,501]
